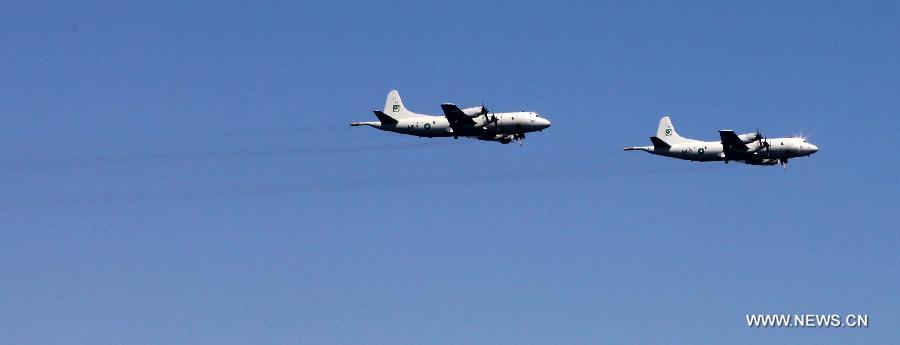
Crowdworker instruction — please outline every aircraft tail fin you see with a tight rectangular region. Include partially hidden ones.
[656,116,689,144]
[383,90,419,119]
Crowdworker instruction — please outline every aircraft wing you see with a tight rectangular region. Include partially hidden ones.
[719,130,748,152]
[440,103,477,127]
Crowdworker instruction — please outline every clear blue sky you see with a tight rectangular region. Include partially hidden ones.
[1,1,897,344]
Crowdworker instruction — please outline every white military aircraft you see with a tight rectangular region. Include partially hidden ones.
[351,90,551,144]
[625,116,818,167]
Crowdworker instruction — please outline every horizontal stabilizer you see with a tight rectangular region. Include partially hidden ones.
[373,111,398,124]
[649,136,670,148]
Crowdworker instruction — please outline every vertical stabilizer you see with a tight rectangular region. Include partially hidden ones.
[383,90,419,119]
[656,116,689,144]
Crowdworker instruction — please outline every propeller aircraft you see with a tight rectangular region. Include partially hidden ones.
[351,90,551,144]
[625,116,818,168]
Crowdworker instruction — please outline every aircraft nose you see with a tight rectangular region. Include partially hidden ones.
[809,144,818,154]
[537,117,551,129]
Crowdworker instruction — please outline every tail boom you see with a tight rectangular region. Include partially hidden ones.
[350,121,381,128]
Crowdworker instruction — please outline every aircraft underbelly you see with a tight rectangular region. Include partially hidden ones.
[666,145,723,162]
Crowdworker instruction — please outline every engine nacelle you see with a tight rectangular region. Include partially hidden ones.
[462,106,488,117]
[738,132,762,144]
[745,158,779,165]
[747,138,771,153]
[477,134,515,144]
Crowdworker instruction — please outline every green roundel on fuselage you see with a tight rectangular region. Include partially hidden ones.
[698,148,705,155]
[424,123,431,130]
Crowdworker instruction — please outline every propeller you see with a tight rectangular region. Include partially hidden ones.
[481,103,498,128]
[754,130,770,154]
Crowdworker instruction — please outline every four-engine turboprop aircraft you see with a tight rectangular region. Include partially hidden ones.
[351,90,551,144]
[625,116,818,167]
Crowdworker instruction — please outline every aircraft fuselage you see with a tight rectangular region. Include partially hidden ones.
[352,90,551,144]
[647,137,818,164]
[626,116,818,166]
[370,112,549,138]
